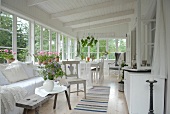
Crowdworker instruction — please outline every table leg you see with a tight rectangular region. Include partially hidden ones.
[84,81,86,99]
[35,107,39,114]
[65,90,71,110]
[53,94,58,109]
[77,84,79,96]
[23,109,28,114]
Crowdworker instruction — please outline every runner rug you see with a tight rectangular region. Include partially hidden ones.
[71,86,110,114]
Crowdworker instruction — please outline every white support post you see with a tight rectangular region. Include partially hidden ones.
[12,15,17,59]
[74,39,77,58]
[88,46,90,58]
[30,21,35,63]
[56,32,58,52]
[57,33,60,53]
[136,0,141,69]
[97,41,99,60]
[40,26,43,51]
[62,35,64,60]
[141,21,144,62]
[49,30,52,52]
[67,37,70,60]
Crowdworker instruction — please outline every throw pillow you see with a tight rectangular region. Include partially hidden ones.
[22,62,35,78]
[2,63,29,83]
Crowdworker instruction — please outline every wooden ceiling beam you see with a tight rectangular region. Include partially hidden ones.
[51,1,116,18]
[27,0,49,6]
[64,10,134,27]
[72,18,131,32]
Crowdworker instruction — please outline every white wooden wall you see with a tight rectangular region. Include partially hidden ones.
[164,0,170,113]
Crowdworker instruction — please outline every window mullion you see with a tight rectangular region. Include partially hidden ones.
[62,35,64,60]
[97,41,99,60]
[56,32,58,52]
[30,21,35,62]
[40,26,43,51]
[12,15,17,59]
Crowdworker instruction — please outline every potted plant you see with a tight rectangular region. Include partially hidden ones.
[34,51,49,65]
[54,52,60,62]
[40,61,65,92]
[90,54,95,61]
[118,61,128,92]
[80,53,84,60]
[81,36,98,48]
[0,49,16,63]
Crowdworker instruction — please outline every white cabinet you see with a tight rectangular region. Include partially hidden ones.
[124,71,165,114]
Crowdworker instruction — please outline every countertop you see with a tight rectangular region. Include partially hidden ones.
[123,68,151,73]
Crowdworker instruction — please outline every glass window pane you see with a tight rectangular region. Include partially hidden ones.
[99,40,106,58]
[108,39,116,59]
[81,45,88,59]
[108,39,116,52]
[43,40,49,51]
[43,28,49,51]
[52,32,56,52]
[118,39,126,52]
[0,31,12,47]
[0,11,13,31]
[108,53,115,59]
[70,39,75,59]
[90,44,97,60]
[17,17,29,61]
[60,35,63,59]
[0,11,13,48]
[35,24,40,53]
[63,36,67,60]
[17,49,28,62]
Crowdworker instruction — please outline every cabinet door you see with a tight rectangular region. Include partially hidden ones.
[124,71,130,112]
[124,71,128,100]
[130,75,164,114]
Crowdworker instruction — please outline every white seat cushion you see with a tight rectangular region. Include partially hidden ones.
[7,77,44,96]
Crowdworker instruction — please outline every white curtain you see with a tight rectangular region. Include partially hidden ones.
[151,0,167,79]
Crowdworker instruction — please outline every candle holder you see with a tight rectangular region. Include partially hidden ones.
[146,80,157,114]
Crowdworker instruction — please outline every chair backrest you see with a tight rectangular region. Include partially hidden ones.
[100,57,104,68]
[62,61,80,78]
[115,52,121,66]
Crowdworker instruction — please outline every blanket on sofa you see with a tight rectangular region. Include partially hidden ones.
[0,86,27,114]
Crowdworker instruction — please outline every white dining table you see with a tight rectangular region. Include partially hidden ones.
[79,61,100,87]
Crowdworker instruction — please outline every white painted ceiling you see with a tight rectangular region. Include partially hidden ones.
[27,0,135,37]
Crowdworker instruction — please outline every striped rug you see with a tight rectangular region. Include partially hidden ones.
[71,86,110,114]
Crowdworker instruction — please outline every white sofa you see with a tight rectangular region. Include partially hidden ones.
[0,61,44,114]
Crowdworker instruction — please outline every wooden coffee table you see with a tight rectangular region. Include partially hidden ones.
[16,85,71,114]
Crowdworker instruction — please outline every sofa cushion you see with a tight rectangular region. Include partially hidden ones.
[12,60,36,78]
[2,63,29,83]
[0,71,10,85]
[22,62,35,78]
[7,77,44,96]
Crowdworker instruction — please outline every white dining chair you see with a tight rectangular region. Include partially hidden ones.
[91,58,104,83]
[62,61,86,99]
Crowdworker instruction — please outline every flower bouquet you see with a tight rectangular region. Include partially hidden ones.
[41,61,65,80]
